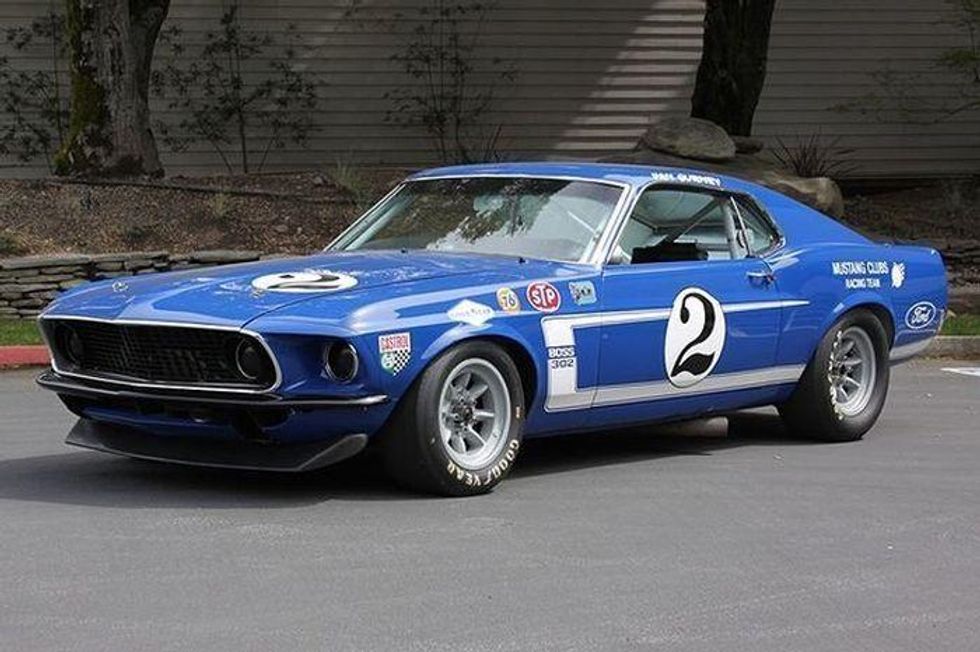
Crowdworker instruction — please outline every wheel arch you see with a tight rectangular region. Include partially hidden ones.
[803,293,896,370]
[416,327,541,412]
[483,335,538,409]
[809,297,896,364]
[860,303,895,347]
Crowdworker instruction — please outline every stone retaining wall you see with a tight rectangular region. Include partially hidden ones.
[930,238,980,287]
[0,251,262,319]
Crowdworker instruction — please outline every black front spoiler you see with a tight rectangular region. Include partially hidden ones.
[67,419,368,472]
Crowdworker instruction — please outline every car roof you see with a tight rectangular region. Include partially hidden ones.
[406,161,870,248]
[407,161,763,195]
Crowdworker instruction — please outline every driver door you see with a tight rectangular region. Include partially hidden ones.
[594,185,786,423]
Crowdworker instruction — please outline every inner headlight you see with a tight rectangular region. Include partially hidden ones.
[323,341,358,382]
[235,338,271,382]
[57,325,85,366]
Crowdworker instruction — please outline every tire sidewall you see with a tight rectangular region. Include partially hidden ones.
[811,310,890,439]
[411,342,525,495]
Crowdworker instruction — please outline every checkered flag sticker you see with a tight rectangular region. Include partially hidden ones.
[379,332,412,375]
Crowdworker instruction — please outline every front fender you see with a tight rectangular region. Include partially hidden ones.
[376,318,544,410]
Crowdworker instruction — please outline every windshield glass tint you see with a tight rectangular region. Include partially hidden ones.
[333,177,624,262]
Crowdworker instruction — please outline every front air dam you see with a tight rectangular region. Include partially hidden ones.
[66,419,368,472]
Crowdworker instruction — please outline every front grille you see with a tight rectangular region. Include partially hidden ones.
[45,320,275,389]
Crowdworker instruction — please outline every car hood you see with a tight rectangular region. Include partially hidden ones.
[44,250,578,328]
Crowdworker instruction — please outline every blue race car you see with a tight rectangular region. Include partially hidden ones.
[37,163,947,495]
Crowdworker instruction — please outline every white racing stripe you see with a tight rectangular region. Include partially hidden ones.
[541,299,808,412]
[592,365,805,409]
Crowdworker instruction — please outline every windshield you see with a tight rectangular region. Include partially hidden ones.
[331,177,625,263]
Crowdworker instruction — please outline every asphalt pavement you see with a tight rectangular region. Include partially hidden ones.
[0,360,978,651]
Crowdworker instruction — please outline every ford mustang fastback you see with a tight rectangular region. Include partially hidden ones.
[37,163,947,495]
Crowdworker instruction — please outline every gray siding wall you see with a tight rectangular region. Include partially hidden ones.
[0,0,975,178]
[757,1,980,178]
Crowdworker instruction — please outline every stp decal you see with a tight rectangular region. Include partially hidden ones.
[905,301,937,330]
[495,287,521,314]
[568,281,597,306]
[378,332,412,375]
[526,281,561,313]
[664,288,726,388]
[252,270,357,293]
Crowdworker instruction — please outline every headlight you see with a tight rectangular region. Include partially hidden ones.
[323,341,358,382]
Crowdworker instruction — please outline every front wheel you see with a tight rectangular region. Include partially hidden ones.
[380,341,525,496]
[779,309,890,442]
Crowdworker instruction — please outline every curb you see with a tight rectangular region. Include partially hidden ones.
[925,336,980,360]
[0,345,50,369]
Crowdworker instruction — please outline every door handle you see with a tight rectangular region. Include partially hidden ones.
[747,270,775,284]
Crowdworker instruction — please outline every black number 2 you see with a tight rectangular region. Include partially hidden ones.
[670,292,717,379]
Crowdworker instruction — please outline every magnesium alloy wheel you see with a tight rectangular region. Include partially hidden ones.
[381,341,525,496]
[438,359,512,470]
[779,308,890,442]
[828,326,877,418]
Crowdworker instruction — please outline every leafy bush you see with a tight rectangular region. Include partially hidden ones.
[384,0,516,164]
[835,0,979,123]
[327,159,375,209]
[207,192,234,221]
[152,4,320,174]
[0,231,25,256]
[0,11,68,171]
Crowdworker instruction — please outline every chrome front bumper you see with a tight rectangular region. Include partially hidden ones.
[36,370,388,408]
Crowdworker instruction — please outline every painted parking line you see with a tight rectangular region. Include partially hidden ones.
[942,367,980,378]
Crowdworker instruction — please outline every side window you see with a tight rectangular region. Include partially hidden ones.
[611,188,746,264]
[734,198,779,255]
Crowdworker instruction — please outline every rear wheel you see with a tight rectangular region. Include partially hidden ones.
[380,341,525,496]
[779,309,890,442]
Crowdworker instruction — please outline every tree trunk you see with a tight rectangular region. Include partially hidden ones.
[690,0,775,137]
[55,0,169,177]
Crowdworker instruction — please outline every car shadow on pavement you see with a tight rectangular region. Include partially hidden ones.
[0,410,811,508]
[511,409,809,479]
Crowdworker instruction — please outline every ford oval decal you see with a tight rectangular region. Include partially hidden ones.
[905,301,937,330]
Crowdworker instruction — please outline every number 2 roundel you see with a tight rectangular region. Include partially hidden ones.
[664,288,726,388]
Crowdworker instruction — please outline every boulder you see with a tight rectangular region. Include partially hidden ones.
[754,172,845,219]
[731,135,765,155]
[640,116,736,162]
